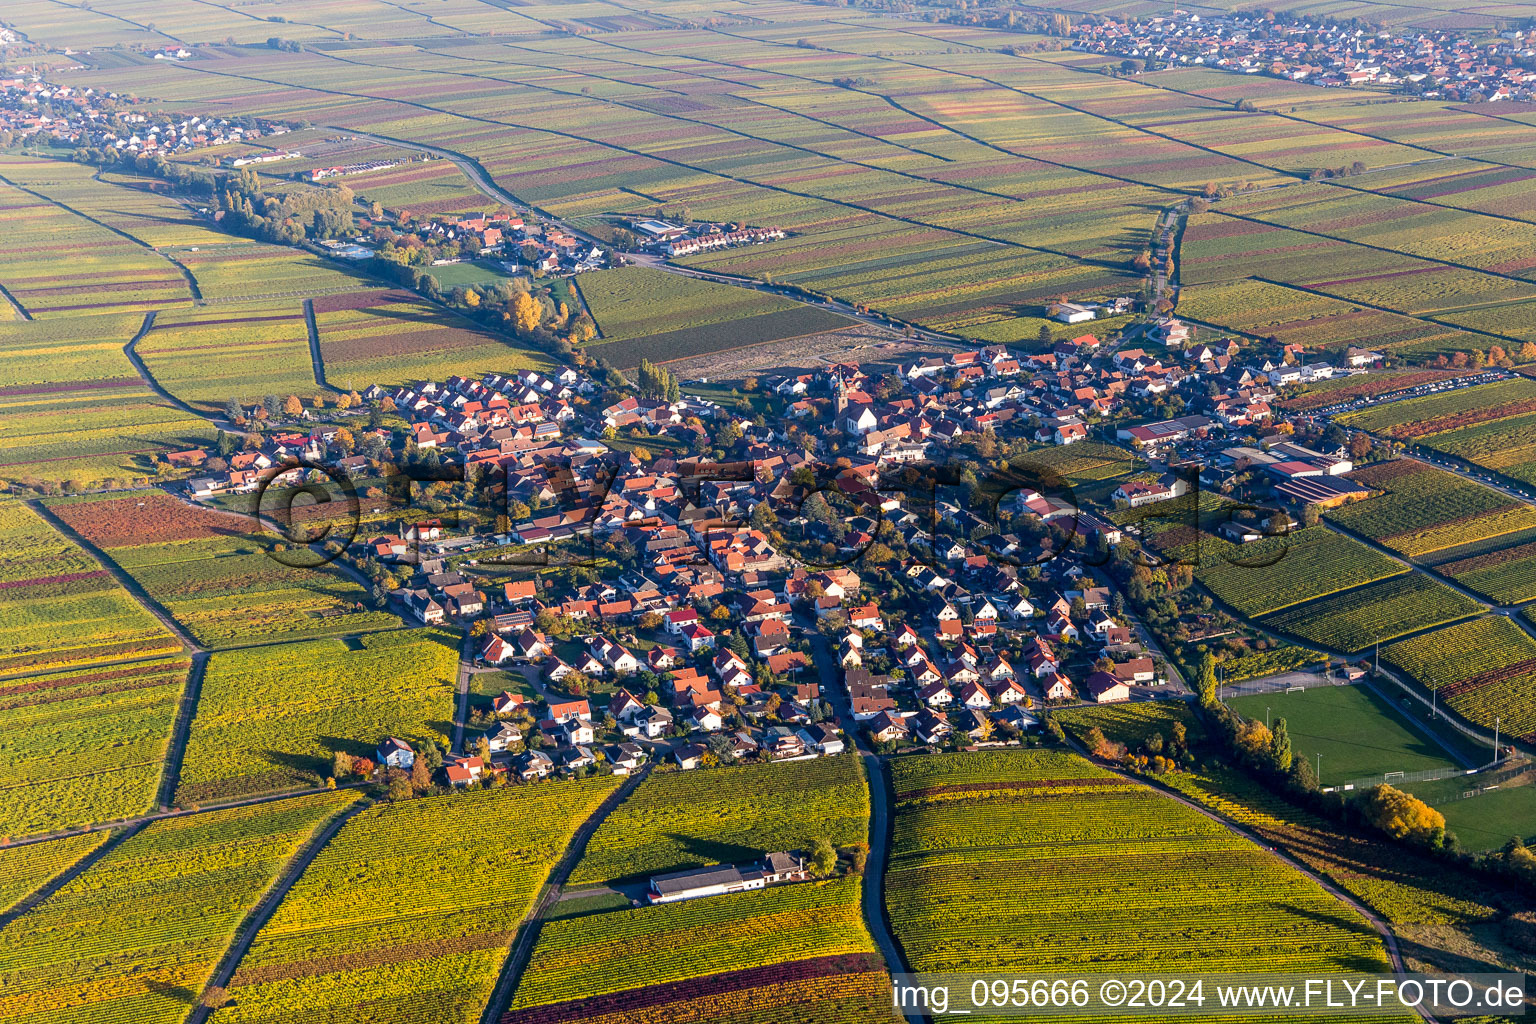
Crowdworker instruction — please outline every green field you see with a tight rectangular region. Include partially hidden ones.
[1381,616,1536,742]
[0,500,182,677]
[0,792,358,1023]
[0,831,108,914]
[50,492,400,650]
[1188,526,1408,617]
[577,266,853,366]
[886,750,1395,992]
[1228,684,1460,783]
[0,314,217,485]
[508,753,896,1024]
[220,781,619,1024]
[568,755,870,886]
[1409,784,1536,852]
[0,656,190,838]
[1259,574,1482,653]
[578,267,835,341]
[178,629,459,804]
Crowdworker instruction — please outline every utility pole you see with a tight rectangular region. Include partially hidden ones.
[1266,706,1271,730]
[1316,753,1321,786]
[1494,717,1501,767]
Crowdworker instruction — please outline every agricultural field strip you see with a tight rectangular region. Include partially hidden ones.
[218,781,621,1024]
[160,54,1166,277]
[884,750,1404,991]
[358,39,1198,205]
[0,167,202,301]
[643,13,1536,229]
[132,24,1536,356]
[0,791,359,1024]
[802,15,1536,193]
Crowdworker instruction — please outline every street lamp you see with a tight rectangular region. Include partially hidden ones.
[1266,706,1271,730]
[1316,753,1321,786]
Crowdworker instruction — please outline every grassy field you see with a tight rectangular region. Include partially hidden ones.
[1408,783,1536,851]
[1228,684,1460,783]
[219,781,619,1024]
[1381,616,1536,741]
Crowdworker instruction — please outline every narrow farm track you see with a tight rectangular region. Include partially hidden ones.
[478,766,652,1024]
[158,653,208,811]
[0,822,146,933]
[1,781,371,852]
[0,279,32,320]
[185,796,374,1024]
[865,756,923,1024]
[302,297,341,394]
[121,311,226,423]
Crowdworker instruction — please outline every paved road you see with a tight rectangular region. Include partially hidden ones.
[478,767,650,1024]
[186,796,373,1023]
[861,753,923,1024]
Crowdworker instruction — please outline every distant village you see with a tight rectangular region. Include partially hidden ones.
[1070,11,1536,100]
[162,307,1414,791]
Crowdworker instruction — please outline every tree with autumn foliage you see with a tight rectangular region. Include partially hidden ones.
[1361,784,1445,845]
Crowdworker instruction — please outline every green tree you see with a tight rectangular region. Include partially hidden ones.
[1195,651,1218,707]
[808,837,838,877]
[1270,717,1293,772]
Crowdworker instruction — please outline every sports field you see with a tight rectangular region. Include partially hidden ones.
[1228,684,1460,783]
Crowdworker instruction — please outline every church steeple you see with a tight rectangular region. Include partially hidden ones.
[833,373,848,415]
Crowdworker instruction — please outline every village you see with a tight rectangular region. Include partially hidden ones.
[1068,10,1536,100]
[164,309,1413,798]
